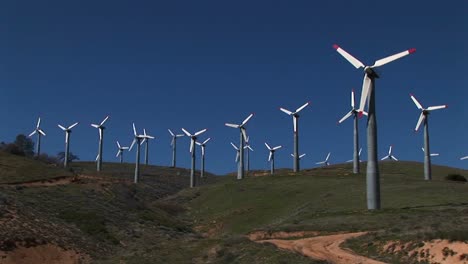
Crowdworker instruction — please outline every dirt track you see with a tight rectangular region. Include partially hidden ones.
[253,231,385,264]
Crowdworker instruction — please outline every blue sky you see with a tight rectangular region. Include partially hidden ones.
[2,0,467,174]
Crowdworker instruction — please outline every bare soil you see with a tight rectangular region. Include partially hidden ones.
[0,243,90,264]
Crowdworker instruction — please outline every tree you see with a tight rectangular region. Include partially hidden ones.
[57,152,80,163]
[14,134,34,157]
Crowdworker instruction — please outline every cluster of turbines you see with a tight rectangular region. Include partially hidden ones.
[24,44,464,210]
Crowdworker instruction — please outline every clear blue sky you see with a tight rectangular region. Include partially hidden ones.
[2,0,467,174]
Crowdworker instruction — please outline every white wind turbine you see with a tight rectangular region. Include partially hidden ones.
[91,116,109,172]
[381,146,398,161]
[421,148,439,157]
[28,117,46,157]
[316,152,331,166]
[168,129,185,168]
[129,123,147,183]
[291,153,306,160]
[116,141,129,163]
[338,89,367,174]
[231,142,240,164]
[279,101,310,172]
[58,122,79,167]
[225,113,254,180]
[244,136,254,173]
[265,143,282,175]
[346,148,362,163]
[410,94,447,180]
[333,44,416,210]
[196,138,211,178]
[182,128,207,188]
[141,129,155,165]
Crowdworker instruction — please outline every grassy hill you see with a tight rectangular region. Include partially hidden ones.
[0,151,467,263]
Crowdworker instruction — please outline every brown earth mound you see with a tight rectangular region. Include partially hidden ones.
[383,239,468,264]
[0,244,90,264]
[250,231,385,264]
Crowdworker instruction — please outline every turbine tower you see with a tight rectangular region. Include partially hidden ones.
[141,129,155,165]
[338,90,367,174]
[316,152,331,166]
[279,102,310,172]
[91,116,109,172]
[244,136,254,173]
[182,128,207,188]
[116,141,129,163]
[28,117,46,157]
[225,113,254,180]
[196,138,211,178]
[129,123,146,183]
[168,129,184,168]
[381,146,398,161]
[333,44,416,210]
[410,94,447,180]
[58,122,79,168]
[265,143,282,175]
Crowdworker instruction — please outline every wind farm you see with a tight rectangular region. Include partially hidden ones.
[2,1,467,264]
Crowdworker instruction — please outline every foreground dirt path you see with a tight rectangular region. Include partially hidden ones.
[254,232,385,264]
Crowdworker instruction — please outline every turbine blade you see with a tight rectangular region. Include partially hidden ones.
[230,142,239,150]
[140,138,146,145]
[38,129,46,136]
[196,142,202,146]
[361,111,368,116]
[372,48,416,68]
[295,101,310,113]
[264,142,271,150]
[316,161,325,164]
[91,124,99,128]
[133,123,137,136]
[176,134,185,137]
[129,139,136,151]
[99,128,103,140]
[268,152,272,162]
[300,153,306,158]
[225,123,240,128]
[28,130,37,137]
[170,138,175,146]
[460,156,468,160]
[241,113,254,126]
[427,105,447,111]
[100,116,109,126]
[415,113,425,132]
[389,146,393,155]
[333,44,365,69]
[190,140,194,153]
[117,141,121,148]
[279,107,293,115]
[201,146,205,156]
[241,128,247,141]
[391,155,398,161]
[359,148,362,156]
[68,122,79,130]
[194,128,207,136]
[248,146,254,152]
[95,154,99,161]
[116,150,121,157]
[235,152,239,162]
[381,156,389,161]
[36,117,41,128]
[410,94,423,110]
[273,146,282,150]
[325,152,331,161]
[338,110,354,124]
[293,116,298,133]
[58,124,66,131]
[431,153,439,157]
[168,129,175,137]
[291,154,295,158]
[181,128,192,137]
[351,89,355,108]
[203,138,211,145]
[359,75,371,112]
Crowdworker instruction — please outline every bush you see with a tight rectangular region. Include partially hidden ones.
[445,174,467,182]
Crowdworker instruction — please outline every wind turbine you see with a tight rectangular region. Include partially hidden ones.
[333,44,416,210]
[231,142,240,164]
[265,143,282,175]
[291,153,306,160]
[421,148,439,157]
[116,141,129,163]
[168,129,184,168]
[28,117,46,157]
[225,113,254,180]
[316,152,331,166]
[182,128,207,188]
[91,116,109,172]
[280,102,310,172]
[196,138,211,178]
[410,94,447,180]
[381,146,398,161]
[346,148,362,163]
[141,129,155,165]
[338,90,368,174]
[244,136,254,173]
[129,123,147,183]
[58,122,79,167]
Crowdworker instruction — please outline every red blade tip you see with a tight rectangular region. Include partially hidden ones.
[333,44,339,50]
[409,48,416,54]
[358,111,364,118]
